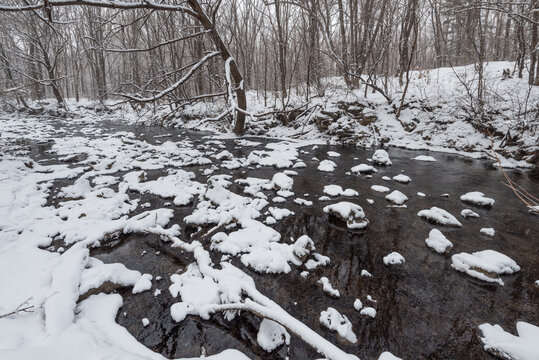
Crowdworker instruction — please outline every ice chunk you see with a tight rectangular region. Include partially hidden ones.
[425,229,453,253]
[327,151,341,157]
[141,318,149,327]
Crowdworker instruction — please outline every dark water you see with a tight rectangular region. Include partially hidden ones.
[12,118,539,360]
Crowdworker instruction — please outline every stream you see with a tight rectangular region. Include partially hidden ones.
[3,116,538,359]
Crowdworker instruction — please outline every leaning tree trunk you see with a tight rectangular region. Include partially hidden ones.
[186,0,247,134]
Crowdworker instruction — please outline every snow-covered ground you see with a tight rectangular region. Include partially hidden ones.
[2,61,537,169]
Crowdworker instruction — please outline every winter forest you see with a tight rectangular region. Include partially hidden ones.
[0,0,538,359]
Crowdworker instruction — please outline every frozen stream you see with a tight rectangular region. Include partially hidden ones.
[1,115,538,360]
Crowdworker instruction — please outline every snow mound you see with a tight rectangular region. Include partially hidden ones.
[319,307,357,343]
[392,174,411,183]
[372,149,392,166]
[379,351,403,360]
[460,191,495,207]
[324,185,358,197]
[317,277,340,298]
[383,252,405,265]
[272,172,294,191]
[371,185,390,193]
[323,202,369,229]
[351,163,376,174]
[479,322,539,360]
[360,307,377,318]
[257,318,290,352]
[461,209,480,218]
[425,229,453,253]
[417,207,462,227]
[385,190,408,205]
[412,155,437,162]
[480,228,495,237]
[451,250,520,285]
[318,159,337,172]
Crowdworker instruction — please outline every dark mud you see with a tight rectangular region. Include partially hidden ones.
[15,118,539,359]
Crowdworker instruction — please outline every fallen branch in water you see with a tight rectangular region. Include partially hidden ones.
[487,130,539,214]
[145,226,356,360]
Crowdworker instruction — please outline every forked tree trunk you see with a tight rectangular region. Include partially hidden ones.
[186,0,247,134]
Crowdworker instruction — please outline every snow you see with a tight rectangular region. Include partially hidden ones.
[351,163,376,174]
[294,198,313,206]
[460,192,495,207]
[132,274,153,294]
[480,228,495,237]
[360,307,377,318]
[451,250,520,285]
[257,318,290,352]
[371,185,390,193]
[327,151,341,157]
[353,299,363,310]
[372,150,392,166]
[271,172,294,191]
[412,155,437,162]
[417,207,462,227]
[324,185,359,197]
[425,229,453,253]
[417,192,426,197]
[378,352,403,360]
[317,277,340,298]
[323,202,369,229]
[361,270,373,277]
[461,209,480,218]
[385,190,408,205]
[319,307,357,343]
[383,252,405,265]
[142,318,150,327]
[479,322,539,360]
[318,159,337,172]
[392,174,411,183]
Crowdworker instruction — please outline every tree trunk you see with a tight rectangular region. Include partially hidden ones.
[186,0,247,134]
